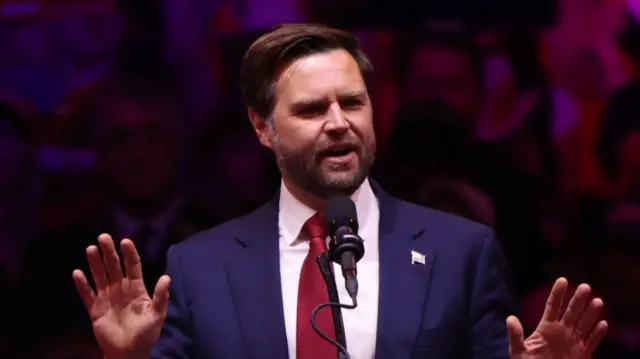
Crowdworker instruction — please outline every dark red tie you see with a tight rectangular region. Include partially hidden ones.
[296,213,336,359]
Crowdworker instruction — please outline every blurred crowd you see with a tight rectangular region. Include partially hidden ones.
[2,0,640,358]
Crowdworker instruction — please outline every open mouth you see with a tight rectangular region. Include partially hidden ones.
[320,146,357,164]
[324,147,355,157]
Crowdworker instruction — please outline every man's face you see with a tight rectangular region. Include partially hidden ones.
[98,97,182,201]
[405,45,479,119]
[254,49,376,198]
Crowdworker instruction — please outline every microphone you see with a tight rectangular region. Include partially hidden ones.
[325,196,365,303]
[310,196,362,359]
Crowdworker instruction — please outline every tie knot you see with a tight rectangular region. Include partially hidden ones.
[302,213,327,240]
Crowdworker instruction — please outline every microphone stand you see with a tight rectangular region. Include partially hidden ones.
[316,252,349,359]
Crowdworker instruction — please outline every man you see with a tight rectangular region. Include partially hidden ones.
[72,24,608,359]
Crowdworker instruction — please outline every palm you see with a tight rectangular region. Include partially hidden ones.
[520,321,589,359]
[90,281,160,357]
[507,278,608,359]
[73,234,171,359]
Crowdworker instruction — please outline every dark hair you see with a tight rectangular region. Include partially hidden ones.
[240,23,373,119]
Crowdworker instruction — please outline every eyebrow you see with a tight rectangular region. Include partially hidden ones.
[289,89,368,113]
[337,89,368,101]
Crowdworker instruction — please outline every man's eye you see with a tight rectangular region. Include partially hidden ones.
[297,105,327,117]
[341,99,363,110]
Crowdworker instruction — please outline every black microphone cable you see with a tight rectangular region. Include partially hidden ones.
[311,297,357,359]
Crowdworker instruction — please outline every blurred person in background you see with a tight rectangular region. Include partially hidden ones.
[597,9,640,199]
[0,94,39,282]
[615,130,640,199]
[547,43,612,200]
[86,77,214,256]
[591,201,640,357]
[415,178,495,227]
[374,100,473,200]
[58,11,124,92]
[375,99,547,294]
[0,19,67,112]
[396,30,484,122]
[0,92,40,359]
[195,108,279,222]
[599,112,640,200]
[18,76,215,330]
[532,0,634,201]
[392,27,555,218]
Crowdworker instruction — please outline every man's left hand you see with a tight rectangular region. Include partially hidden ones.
[507,277,609,359]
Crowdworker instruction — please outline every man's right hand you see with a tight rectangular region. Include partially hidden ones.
[72,233,171,359]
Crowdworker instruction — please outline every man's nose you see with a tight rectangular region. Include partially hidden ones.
[324,103,349,132]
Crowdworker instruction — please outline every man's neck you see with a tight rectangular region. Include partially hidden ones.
[282,177,327,213]
[280,177,367,213]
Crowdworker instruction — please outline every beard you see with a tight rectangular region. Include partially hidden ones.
[269,128,376,199]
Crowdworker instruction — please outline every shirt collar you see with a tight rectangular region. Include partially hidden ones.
[278,178,377,246]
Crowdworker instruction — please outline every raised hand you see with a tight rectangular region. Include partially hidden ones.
[72,233,171,359]
[507,278,609,359]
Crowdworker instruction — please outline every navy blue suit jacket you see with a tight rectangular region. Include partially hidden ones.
[151,183,517,359]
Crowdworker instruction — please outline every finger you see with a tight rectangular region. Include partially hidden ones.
[542,277,569,322]
[506,315,526,355]
[86,245,109,290]
[121,239,143,280]
[574,297,604,338]
[561,283,592,327]
[98,233,123,283]
[152,275,172,315]
[584,320,609,355]
[72,269,96,310]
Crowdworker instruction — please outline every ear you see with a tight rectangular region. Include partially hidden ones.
[248,108,273,149]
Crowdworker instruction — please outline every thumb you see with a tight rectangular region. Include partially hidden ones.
[506,315,526,356]
[152,275,172,314]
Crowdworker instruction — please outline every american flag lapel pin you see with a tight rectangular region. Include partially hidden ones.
[411,250,426,265]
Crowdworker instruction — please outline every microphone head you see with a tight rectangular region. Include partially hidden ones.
[326,196,359,238]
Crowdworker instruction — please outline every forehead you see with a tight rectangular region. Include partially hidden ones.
[274,49,366,103]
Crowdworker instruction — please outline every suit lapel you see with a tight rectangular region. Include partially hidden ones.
[372,183,437,359]
[224,195,290,359]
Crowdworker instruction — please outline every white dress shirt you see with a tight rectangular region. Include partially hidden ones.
[279,179,380,359]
